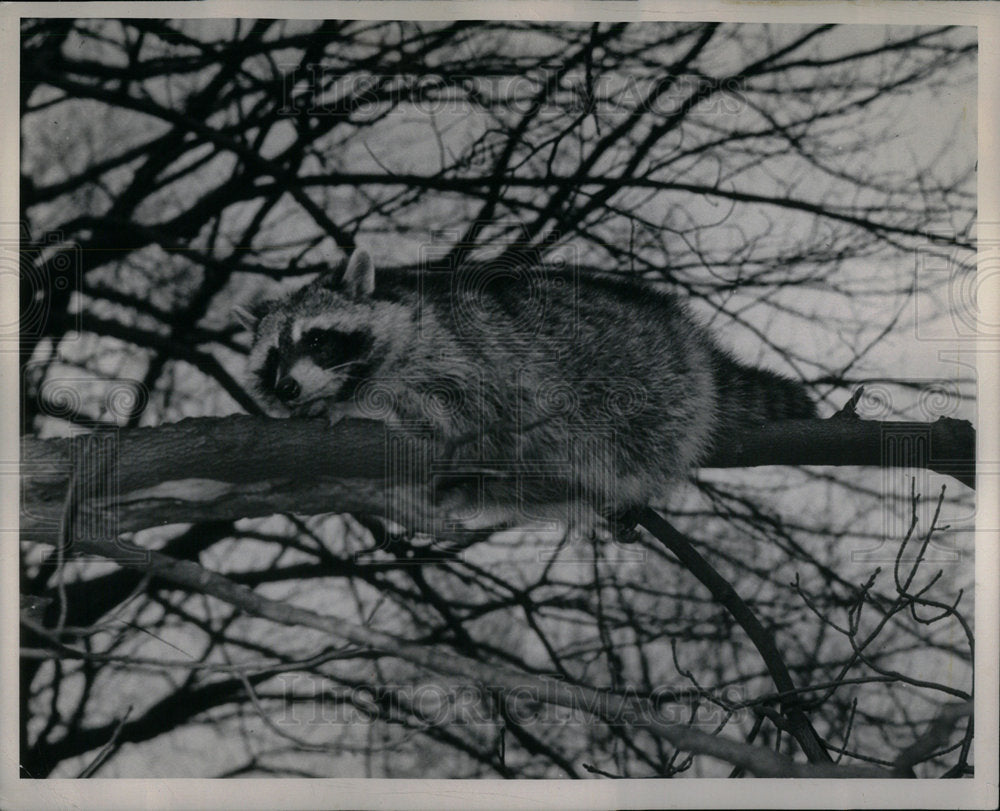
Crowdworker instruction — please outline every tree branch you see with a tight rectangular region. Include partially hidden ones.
[635,506,830,763]
[20,414,974,547]
[61,533,888,778]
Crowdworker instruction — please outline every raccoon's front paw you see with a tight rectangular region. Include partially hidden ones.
[325,400,368,426]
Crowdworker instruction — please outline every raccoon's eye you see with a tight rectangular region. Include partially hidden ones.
[301,328,373,368]
[303,330,332,353]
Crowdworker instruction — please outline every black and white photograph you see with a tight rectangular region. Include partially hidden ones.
[2,1,998,808]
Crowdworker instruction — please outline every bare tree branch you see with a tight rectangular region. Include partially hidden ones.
[60,534,888,778]
[20,414,975,545]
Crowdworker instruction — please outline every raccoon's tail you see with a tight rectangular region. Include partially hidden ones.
[712,352,816,433]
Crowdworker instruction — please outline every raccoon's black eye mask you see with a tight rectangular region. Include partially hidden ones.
[301,328,375,370]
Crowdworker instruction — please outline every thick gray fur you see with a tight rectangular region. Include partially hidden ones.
[242,249,815,528]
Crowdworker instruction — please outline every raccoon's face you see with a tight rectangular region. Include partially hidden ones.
[251,309,377,416]
[239,249,390,416]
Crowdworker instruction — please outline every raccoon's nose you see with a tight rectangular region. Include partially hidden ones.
[275,376,301,403]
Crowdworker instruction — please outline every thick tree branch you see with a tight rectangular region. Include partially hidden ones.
[712,416,975,488]
[20,414,975,546]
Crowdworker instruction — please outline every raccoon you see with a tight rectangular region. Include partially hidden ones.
[237,248,815,532]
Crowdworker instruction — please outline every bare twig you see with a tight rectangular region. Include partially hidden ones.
[66,534,889,778]
[637,507,831,764]
[76,706,133,778]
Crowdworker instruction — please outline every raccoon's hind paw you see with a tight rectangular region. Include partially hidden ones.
[432,474,526,533]
[431,472,478,505]
[431,474,489,528]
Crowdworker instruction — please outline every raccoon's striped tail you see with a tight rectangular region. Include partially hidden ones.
[713,353,816,432]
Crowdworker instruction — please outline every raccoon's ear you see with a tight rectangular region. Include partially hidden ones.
[234,300,272,333]
[233,305,260,333]
[342,248,375,299]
